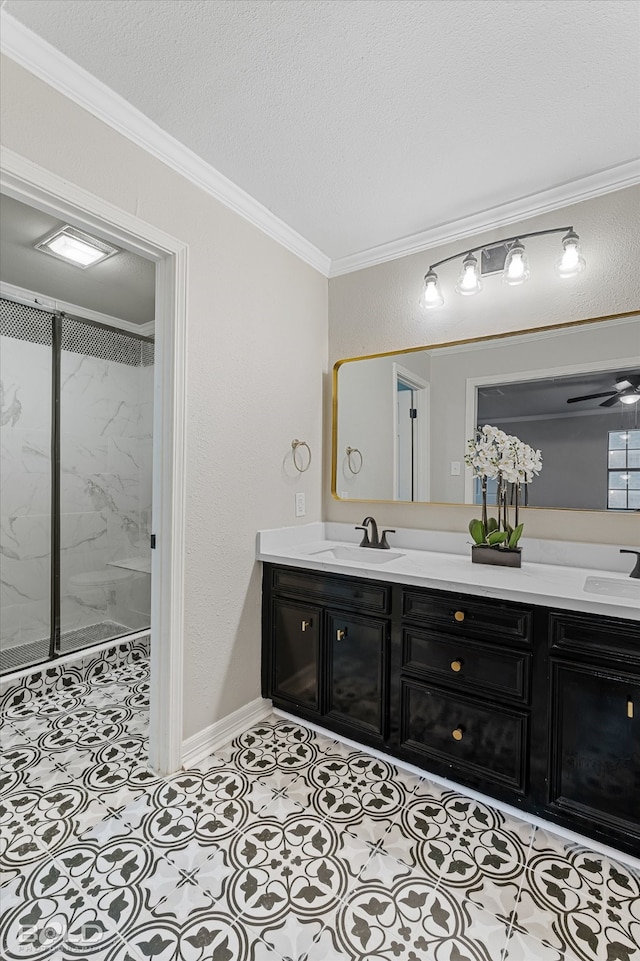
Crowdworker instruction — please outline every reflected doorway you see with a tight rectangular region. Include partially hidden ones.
[393,364,430,502]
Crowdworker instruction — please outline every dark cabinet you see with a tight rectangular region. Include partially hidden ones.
[547,610,640,850]
[270,598,322,713]
[398,586,534,798]
[326,610,388,739]
[262,565,390,746]
[262,562,640,856]
[549,662,640,839]
[401,679,528,793]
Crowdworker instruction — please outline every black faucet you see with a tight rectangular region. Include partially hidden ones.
[356,516,395,549]
[620,549,640,578]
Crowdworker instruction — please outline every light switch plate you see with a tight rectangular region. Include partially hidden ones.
[295,492,306,517]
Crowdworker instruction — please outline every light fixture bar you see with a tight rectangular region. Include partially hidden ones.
[427,226,574,272]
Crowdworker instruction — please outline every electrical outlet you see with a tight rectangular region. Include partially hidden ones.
[451,461,461,476]
[295,492,306,517]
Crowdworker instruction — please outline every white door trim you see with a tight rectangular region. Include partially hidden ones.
[1,146,187,775]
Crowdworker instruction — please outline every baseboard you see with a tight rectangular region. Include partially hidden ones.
[181,696,273,768]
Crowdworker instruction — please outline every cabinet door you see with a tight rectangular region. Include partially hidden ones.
[271,599,322,713]
[549,662,640,839]
[326,611,388,739]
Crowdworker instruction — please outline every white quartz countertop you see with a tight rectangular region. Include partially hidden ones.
[257,523,640,621]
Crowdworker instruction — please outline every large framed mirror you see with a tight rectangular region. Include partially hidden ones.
[332,311,640,511]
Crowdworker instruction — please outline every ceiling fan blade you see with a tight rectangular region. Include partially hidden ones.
[600,394,623,408]
[567,391,616,404]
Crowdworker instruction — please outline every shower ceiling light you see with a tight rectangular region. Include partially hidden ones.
[419,226,586,310]
[34,226,119,269]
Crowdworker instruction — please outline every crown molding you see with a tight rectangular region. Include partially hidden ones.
[0,12,331,278]
[329,159,640,277]
[0,279,154,337]
[3,11,638,283]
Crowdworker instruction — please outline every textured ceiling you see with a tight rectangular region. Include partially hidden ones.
[3,0,640,262]
[0,195,156,325]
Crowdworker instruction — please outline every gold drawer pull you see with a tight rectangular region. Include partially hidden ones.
[450,659,463,673]
[336,629,346,641]
[628,699,634,719]
[452,726,464,741]
[454,611,465,623]
[301,619,312,632]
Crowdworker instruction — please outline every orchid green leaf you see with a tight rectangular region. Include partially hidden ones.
[469,519,485,545]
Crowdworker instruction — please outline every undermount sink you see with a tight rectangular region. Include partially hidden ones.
[583,576,640,599]
[311,546,405,564]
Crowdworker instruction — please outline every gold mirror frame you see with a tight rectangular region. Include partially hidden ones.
[331,309,640,508]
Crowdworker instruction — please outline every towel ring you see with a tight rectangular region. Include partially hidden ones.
[291,439,311,473]
[346,446,363,474]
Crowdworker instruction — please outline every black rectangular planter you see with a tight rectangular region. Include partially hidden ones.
[471,545,522,568]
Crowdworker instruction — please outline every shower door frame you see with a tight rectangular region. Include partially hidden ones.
[1,148,187,777]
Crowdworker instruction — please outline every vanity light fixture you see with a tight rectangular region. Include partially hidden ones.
[420,226,585,309]
[34,225,119,269]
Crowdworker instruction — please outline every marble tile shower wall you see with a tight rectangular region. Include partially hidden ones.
[59,345,153,635]
[0,328,153,651]
[1,335,52,650]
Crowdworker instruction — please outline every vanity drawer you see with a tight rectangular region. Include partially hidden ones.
[271,566,390,614]
[402,628,530,703]
[401,679,528,793]
[550,611,640,665]
[402,588,532,643]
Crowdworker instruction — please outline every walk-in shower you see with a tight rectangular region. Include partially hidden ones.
[0,297,154,675]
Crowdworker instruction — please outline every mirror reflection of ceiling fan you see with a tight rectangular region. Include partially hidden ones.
[567,373,640,407]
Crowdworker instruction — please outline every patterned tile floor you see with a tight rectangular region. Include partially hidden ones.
[1,658,639,961]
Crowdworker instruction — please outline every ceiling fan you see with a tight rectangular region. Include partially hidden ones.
[567,373,640,407]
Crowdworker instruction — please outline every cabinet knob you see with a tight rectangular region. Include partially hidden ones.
[450,659,463,673]
[301,619,312,632]
[452,726,464,741]
[336,629,347,641]
[454,611,465,623]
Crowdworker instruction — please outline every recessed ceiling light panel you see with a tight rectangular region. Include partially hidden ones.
[34,225,118,269]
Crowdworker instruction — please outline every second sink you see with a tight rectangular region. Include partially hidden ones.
[312,546,405,564]
[583,576,640,599]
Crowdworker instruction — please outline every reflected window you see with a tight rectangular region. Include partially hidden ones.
[607,430,640,510]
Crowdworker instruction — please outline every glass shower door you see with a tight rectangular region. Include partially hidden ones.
[0,301,52,672]
[58,317,152,653]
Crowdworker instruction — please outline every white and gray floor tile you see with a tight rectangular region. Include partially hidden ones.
[1,657,638,960]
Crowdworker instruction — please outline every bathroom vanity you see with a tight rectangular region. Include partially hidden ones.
[259,528,640,857]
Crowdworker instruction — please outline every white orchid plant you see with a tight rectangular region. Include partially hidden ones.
[465,425,542,550]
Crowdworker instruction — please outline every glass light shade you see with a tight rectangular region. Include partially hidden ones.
[47,234,106,266]
[503,240,530,286]
[555,230,586,278]
[421,270,444,309]
[35,226,118,269]
[619,391,640,405]
[455,252,482,296]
